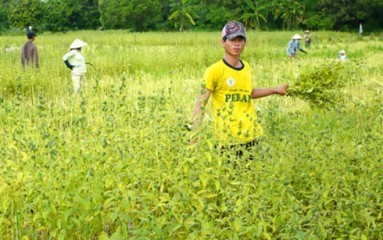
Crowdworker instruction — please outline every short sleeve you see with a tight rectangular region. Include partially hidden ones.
[203,66,216,91]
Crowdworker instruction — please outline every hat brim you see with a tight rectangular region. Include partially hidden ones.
[225,33,246,40]
[70,41,88,49]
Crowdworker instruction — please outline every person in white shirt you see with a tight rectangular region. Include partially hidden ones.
[62,39,88,94]
[338,50,347,61]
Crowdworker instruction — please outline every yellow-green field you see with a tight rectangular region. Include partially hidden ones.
[0,30,382,239]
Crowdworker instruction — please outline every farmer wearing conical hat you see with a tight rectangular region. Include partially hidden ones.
[286,33,307,60]
[62,39,88,94]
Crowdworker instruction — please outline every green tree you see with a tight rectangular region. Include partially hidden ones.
[199,0,244,30]
[357,0,383,31]
[240,0,268,30]
[98,0,126,29]
[301,0,334,30]
[0,0,11,30]
[273,0,305,30]
[42,0,69,32]
[44,0,100,32]
[329,0,383,31]
[1,0,382,32]
[128,0,162,31]
[8,0,44,30]
[301,0,383,31]
[168,0,197,32]
[99,0,162,31]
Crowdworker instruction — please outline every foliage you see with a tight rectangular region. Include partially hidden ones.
[99,0,162,31]
[240,0,268,30]
[201,3,241,31]
[303,15,334,30]
[287,62,351,109]
[8,0,45,30]
[168,0,197,32]
[1,0,383,32]
[273,0,305,30]
[0,0,10,31]
[302,0,383,31]
[43,0,100,32]
[98,0,127,30]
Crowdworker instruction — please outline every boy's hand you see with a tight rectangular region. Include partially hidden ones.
[189,137,199,145]
[275,84,289,95]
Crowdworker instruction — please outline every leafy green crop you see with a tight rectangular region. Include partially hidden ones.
[287,62,348,109]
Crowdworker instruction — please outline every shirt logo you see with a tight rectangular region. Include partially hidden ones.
[227,78,235,87]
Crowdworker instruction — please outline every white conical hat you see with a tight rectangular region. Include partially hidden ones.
[70,39,87,49]
[339,50,345,54]
[292,34,302,40]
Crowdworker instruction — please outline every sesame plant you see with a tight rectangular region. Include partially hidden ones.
[286,61,352,109]
[0,30,382,239]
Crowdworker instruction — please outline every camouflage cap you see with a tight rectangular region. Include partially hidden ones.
[222,21,246,41]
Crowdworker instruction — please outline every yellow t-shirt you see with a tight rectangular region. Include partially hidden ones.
[204,59,263,144]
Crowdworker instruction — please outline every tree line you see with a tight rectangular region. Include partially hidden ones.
[1,0,382,33]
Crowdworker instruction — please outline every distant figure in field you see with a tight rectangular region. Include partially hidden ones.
[62,39,88,94]
[338,50,347,61]
[286,34,307,60]
[21,30,39,69]
[304,30,312,48]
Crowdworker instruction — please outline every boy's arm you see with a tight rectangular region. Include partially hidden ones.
[251,84,288,99]
[192,89,212,130]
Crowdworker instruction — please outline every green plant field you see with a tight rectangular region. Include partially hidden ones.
[0,30,382,239]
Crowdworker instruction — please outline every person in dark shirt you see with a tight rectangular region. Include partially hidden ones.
[304,30,312,48]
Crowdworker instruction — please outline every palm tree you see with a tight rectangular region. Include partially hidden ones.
[168,0,196,32]
[241,0,268,30]
[273,0,305,30]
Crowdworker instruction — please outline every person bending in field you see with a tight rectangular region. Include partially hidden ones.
[191,21,288,160]
[286,33,307,60]
[21,30,39,69]
[62,39,88,94]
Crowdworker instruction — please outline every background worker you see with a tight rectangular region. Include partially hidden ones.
[286,34,307,60]
[192,21,288,160]
[21,30,39,69]
[304,30,312,48]
[338,50,347,61]
[62,39,88,94]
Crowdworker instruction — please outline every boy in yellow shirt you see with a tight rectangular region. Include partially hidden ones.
[192,21,288,159]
